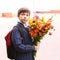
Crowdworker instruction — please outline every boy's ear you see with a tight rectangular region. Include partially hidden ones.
[17,14,19,17]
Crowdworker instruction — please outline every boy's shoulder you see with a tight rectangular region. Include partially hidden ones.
[13,24,19,30]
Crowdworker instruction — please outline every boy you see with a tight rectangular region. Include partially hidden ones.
[11,7,37,60]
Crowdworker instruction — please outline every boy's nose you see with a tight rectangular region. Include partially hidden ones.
[24,15,27,18]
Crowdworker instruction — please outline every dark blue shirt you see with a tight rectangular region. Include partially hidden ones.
[11,22,35,60]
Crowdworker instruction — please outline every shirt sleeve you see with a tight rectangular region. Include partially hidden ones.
[11,27,35,53]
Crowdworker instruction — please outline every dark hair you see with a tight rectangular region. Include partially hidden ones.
[18,7,30,17]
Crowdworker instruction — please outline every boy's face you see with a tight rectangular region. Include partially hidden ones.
[18,12,30,24]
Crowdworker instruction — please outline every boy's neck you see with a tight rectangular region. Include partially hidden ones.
[23,23,27,27]
[20,21,27,27]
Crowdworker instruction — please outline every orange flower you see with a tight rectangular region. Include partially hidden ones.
[29,16,54,44]
[28,16,54,57]
[29,30,37,38]
[39,32,43,37]
[37,22,42,30]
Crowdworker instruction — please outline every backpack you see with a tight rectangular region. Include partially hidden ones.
[5,25,24,59]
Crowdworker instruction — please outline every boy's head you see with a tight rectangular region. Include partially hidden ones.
[17,7,30,24]
[18,7,30,17]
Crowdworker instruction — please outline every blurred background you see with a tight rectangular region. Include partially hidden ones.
[0,0,60,60]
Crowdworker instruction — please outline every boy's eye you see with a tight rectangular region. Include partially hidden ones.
[20,13,29,16]
[26,14,29,16]
[21,13,25,15]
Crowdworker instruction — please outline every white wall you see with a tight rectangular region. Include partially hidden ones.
[0,17,19,60]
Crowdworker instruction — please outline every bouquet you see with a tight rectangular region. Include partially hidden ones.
[28,16,55,57]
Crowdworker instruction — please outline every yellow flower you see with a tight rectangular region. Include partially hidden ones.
[40,16,47,23]
[28,18,33,25]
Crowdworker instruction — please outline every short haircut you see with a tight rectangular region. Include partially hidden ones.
[18,7,30,17]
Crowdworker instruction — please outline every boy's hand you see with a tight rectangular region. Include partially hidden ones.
[34,45,38,51]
